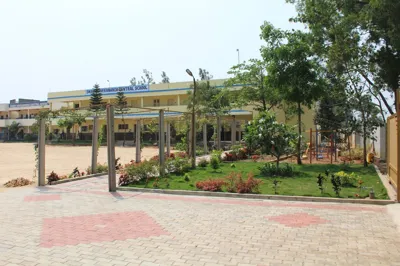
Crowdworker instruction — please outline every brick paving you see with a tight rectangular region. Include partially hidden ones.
[0,175,400,266]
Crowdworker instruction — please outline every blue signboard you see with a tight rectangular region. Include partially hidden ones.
[85,85,149,95]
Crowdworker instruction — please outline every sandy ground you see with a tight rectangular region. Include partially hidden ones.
[0,143,172,185]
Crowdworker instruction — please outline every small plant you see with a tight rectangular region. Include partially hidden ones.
[272,179,281,195]
[316,173,326,194]
[184,173,190,182]
[196,179,226,192]
[230,163,236,168]
[118,171,129,186]
[47,171,60,184]
[96,163,108,173]
[210,156,220,172]
[72,167,81,178]
[331,173,342,197]
[198,158,208,168]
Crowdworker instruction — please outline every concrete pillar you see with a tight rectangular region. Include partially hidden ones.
[106,105,116,192]
[216,116,221,150]
[140,97,144,107]
[177,95,181,106]
[135,120,141,163]
[166,121,171,157]
[38,119,46,186]
[159,110,165,176]
[28,109,30,118]
[238,121,242,143]
[231,116,236,145]
[203,123,208,154]
[91,117,99,174]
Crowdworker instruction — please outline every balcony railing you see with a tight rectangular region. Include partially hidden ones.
[9,101,49,108]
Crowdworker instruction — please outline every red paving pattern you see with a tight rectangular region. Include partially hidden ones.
[24,194,61,202]
[40,211,169,248]
[267,212,329,228]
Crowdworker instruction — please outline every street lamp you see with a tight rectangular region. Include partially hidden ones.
[186,69,197,168]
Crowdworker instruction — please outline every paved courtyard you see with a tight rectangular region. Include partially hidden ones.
[1,176,400,266]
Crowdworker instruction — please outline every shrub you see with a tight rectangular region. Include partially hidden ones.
[335,171,359,186]
[118,171,129,186]
[211,150,223,162]
[230,163,236,168]
[47,171,60,184]
[340,148,364,160]
[258,163,294,177]
[175,141,187,152]
[23,133,37,142]
[235,172,262,193]
[4,177,33,187]
[166,157,191,175]
[224,172,262,194]
[96,164,108,173]
[210,156,220,172]
[225,152,234,161]
[198,158,208,168]
[196,179,226,192]
[115,157,122,170]
[125,160,159,183]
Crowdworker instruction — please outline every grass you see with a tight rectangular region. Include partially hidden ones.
[127,162,389,199]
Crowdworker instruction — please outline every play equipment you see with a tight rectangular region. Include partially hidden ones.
[307,128,338,164]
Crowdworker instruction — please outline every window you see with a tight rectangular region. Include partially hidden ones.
[153,99,160,107]
[74,103,80,109]
[0,116,3,119]
[20,114,23,119]
[25,114,28,119]
[81,126,88,132]
[89,125,93,131]
[118,124,128,130]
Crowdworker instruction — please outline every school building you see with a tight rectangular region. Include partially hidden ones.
[1,79,316,144]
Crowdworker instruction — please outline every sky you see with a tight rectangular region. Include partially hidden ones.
[0,0,303,103]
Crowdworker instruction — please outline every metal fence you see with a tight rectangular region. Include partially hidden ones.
[387,114,398,189]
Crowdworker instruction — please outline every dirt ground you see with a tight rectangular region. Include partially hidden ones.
[0,143,173,186]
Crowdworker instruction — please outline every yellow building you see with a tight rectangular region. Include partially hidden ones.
[46,79,315,145]
[0,99,50,140]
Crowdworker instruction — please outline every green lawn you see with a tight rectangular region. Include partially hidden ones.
[127,162,389,199]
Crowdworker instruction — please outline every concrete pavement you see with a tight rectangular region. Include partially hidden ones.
[1,175,400,266]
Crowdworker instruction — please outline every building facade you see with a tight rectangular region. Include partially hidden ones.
[0,99,50,140]
[1,79,316,143]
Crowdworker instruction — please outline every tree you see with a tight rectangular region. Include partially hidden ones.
[141,69,155,85]
[90,84,105,115]
[115,89,129,146]
[244,112,298,168]
[199,68,213,81]
[146,120,159,144]
[287,0,398,113]
[227,59,280,112]
[261,22,324,164]
[161,71,170,83]
[57,111,86,144]
[130,77,137,86]
[7,121,22,140]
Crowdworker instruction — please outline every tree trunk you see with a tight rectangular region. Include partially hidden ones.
[363,124,368,167]
[122,117,126,147]
[297,102,302,165]
[276,156,280,169]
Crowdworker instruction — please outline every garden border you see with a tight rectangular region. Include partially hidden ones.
[50,173,107,185]
[116,186,395,206]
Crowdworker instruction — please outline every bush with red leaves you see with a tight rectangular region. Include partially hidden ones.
[196,179,226,192]
[224,172,262,194]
